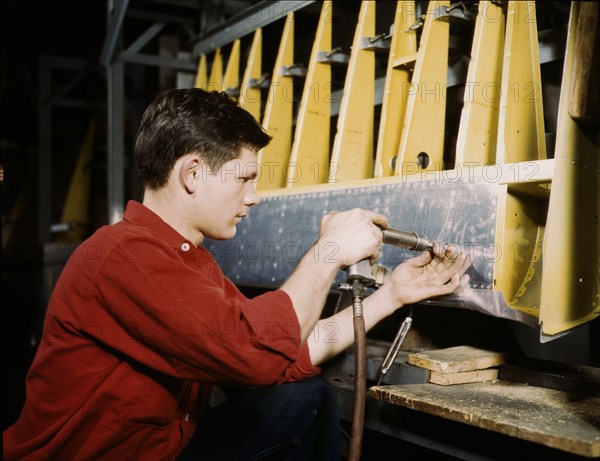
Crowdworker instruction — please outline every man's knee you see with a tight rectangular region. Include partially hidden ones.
[279,376,338,411]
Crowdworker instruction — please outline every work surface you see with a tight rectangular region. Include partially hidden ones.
[369,381,600,458]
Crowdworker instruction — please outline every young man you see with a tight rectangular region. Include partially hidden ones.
[4,88,470,460]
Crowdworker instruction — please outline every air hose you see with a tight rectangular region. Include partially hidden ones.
[342,227,434,460]
[348,279,366,461]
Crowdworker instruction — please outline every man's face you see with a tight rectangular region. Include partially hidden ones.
[195,147,260,241]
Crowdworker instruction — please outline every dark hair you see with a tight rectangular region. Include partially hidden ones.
[134,88,272,190]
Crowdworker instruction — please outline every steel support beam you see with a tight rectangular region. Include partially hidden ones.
[192,1,316,58]
[101,0,130,68]
[38,57,92,245]
[107,51,125,225]
[120,52,197,71]
[105,0,126,225]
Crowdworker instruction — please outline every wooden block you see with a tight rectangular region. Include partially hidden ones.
[408,346,507,374]
[430,368,498,385]
[569,1,599,126]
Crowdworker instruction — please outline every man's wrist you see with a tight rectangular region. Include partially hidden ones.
[307,240,344,268]
[369,283,403,317]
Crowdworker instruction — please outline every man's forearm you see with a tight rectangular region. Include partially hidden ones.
[280,242,341,342]
[307,287,398,366]
[306,248,471,365]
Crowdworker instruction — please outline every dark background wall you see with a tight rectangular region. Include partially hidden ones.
[2,0,108,430]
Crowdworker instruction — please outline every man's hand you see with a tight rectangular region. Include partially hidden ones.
[308,243,471,365]
[307,241,472,366]
[382,244,472,309]
[317,208,388,267]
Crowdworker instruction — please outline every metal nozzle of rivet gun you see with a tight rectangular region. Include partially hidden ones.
[381,228,435,252]
[343,228,435,289]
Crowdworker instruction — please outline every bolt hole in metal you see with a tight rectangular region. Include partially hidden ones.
[538,183,552,191]
[417,152,430,169]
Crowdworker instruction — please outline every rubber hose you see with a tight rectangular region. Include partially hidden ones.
[348,302,366,461]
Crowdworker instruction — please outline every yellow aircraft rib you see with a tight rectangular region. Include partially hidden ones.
[395,0,450,175]
[374,1,417,178]
[328,0,376,183]
[455,1,505,168]
[492,1,548,323]
[223,39,241,99]
[287,1,333,187]
[57,121,95,243]
[257,13,295,190]
[239,29,263,122]
[206,48,223,92]
[194,54,207,90]
[540,1,600,336]
[496,1,546,164]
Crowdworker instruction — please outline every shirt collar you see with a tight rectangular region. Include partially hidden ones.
[123,200,195,252]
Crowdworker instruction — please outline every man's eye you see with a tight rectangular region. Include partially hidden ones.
[240,175,257,183]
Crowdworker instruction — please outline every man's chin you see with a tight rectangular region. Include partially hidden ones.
[206,227,236,241]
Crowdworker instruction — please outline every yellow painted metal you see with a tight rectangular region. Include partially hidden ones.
[239,29,263,122]
[496,1,546,164]
[455,1,505,167]
[328,0,376,183]
[493,186,547,318]
[223,39,241,98]
[490,1,549,324]
[207,48,223,92]
[56,121,95,243]
[540,1,600,336]
[395,0,450,175]
[286,1,333,188]
[258,160,555,199]
[374,1,417,178]
[194,54,208,90]
[257,13,295,190]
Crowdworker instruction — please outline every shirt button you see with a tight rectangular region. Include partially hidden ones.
[181,243,190,252]
[185,413,190,422]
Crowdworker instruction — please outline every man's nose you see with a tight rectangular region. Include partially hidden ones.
[243,183,261,207]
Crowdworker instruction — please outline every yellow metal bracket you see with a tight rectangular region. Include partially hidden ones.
[57,121,96,243]
[374,1,417,178]
[328,0,376,183]
[223,39,241,98]
[395,0,450,175]
[257,13,295,190]
[496,1,546,164]
[287,1,333,188]
[207,48,223,92]
[194,54,207,90]
[455,1,505,167]
[239,29,263,122]
[540,1,600,336]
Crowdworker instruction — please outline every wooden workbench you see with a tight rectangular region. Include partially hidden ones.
[369,381,600,458]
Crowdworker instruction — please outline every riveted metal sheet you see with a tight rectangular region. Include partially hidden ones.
[205,178,497,289]
[205,178,541,328]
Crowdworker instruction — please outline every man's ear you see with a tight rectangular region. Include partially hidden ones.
[179,154,202,193]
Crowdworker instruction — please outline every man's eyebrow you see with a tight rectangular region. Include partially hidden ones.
[238,168,258,180]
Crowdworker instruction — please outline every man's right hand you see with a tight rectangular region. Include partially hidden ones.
[316,208,388,268]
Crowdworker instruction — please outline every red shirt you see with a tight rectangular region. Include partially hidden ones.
[4,200,319,461]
